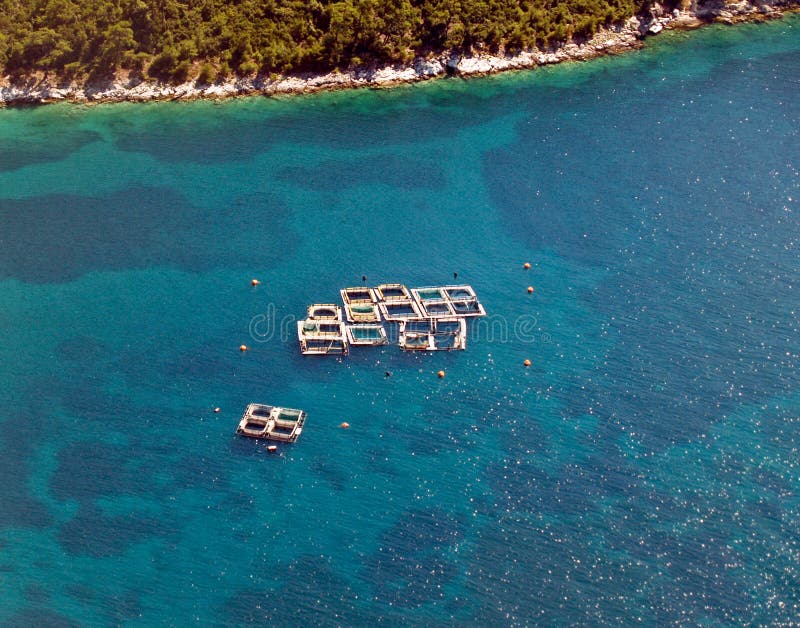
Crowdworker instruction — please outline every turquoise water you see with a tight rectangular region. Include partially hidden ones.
[1,16,800,624]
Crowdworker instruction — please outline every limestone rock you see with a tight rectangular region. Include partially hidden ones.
[0,0,796,106]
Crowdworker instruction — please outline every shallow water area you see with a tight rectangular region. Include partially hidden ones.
[1,15,799,624]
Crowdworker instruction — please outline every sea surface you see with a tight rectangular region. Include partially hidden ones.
[1,16,799,625]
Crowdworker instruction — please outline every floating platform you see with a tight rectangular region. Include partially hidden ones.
[340,288,381,323]
[306,303,342,321]
[411,287,453,317]
[298,303,349,355]
[412,285,486,318]
[373,283,423,320]
[379,299,424,321]
[375,283,412,302]
[399,317,467,351]
[297,320,348,355]
[449,298,485,317]
[443,285,486,317]
[346,324,389,346]
[443,285,478,301]
[341,287,376,303]
[236,404,306,442]
[413,286,448,302]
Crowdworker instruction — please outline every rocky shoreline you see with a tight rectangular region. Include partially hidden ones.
[1,0,797,106]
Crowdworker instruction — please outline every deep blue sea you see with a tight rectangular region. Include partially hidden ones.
[1,16,800,625]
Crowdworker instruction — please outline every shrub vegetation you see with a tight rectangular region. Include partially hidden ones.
[0,0,657,83]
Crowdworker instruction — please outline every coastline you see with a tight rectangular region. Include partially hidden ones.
[1,0,797,106]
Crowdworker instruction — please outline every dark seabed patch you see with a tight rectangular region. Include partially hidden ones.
[465,510,759,624]
[155,333,303,403]
[223,555,374,625]
[475,400,800,622]
[309,456,351,492]
[377,384,499,457]
[107,592,143,625]
[172,451,232,493]
[0,187,296,283]
[277,154,445,191]
[362,508,464,608]
[57,384,123,427]
[158,340,243,386]
[49,402,210,495]
[483,46,800,452]
[57,503,161,558]
[465,515,651,624]
[1,608,79,628]
[22,583,50,604]
[0,402,55,530]
[110,113,275,165]
[50,442,154,502]
[55,336,109,364]
[108,95,500,163]
[362,446,400,478]
[0,129,100,173]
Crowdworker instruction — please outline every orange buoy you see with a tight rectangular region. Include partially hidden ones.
[239,344,248,352]
[340,422,350,429]
[523,262,531,269]
[214,407,221,413]
[527,286,535,294]
[251,278,260,286]
[437,370,446,378]
[524,359,531,367]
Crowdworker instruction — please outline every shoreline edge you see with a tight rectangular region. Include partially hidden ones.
[1,0,797,106]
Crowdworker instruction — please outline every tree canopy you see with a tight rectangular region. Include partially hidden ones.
[0,0,653,83]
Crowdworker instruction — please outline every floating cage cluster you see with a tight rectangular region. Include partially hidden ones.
[399,318,468,351]
[298,284,485,355]
[296,304,349,355]
[236,404,306,442]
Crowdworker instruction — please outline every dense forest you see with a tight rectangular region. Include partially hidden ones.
[0,0,662,83]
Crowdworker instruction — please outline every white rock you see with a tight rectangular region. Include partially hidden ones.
[0,0,791,106]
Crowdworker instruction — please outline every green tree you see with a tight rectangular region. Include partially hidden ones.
[0,0,656,82]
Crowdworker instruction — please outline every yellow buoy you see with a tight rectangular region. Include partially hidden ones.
[523,262,531,269]
[340,422,350,429]
[524,359,531,367]
[239,344,248,352]
[527,286,534,294]
[251,278,260,286]
[437,370,446,378]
